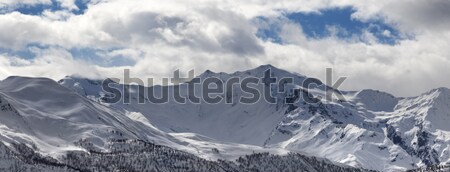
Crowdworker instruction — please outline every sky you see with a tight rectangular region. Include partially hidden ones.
[0,0,449,96]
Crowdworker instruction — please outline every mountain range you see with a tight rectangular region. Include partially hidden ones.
[1,65,449,171]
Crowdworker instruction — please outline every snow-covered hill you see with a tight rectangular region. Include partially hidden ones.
[0,76,181,156]
[1,65,449,171]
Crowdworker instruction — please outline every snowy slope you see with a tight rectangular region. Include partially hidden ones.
[381,88,450,167]
[0,76,180,158]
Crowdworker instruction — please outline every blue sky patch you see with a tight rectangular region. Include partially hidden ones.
[2,0,89,15]
[255,16,284,44]
[0,45,135,67]
[0,47,36,60]
[256,7,404,45]
[69,48,137,67]
[0,43,49,60]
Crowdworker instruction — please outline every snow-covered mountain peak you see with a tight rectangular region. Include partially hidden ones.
[0,76,76,100]
[433,87,450,92]
[398,87,450,110]
[352,89,399,112]
[58,76,109,96]
[233,64,306,79]
[58,75,109,86]
[196,69,224,79]
[197,64,305,81]
[1,76,57,89]
[429,87,450,100]
[252,64,278,73]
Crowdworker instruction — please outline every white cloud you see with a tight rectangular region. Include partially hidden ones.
[57,0,78,10]
[0,47,104,79]
[0,0,449,96]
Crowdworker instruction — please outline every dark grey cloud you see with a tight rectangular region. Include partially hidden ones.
[375,0,450,33]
